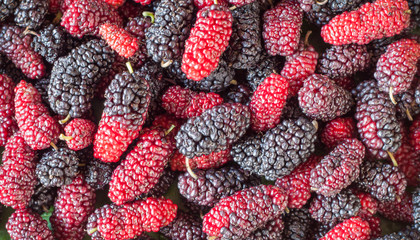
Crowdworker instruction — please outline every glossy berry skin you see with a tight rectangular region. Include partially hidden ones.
[104,0,126,7]
[275,155,320,209]
[321,117,356,149]
[203,185,288,240]
[109,128,175,205]
[394,141,420,186]
[0,74,16,147]
[263,0,303,56]
[161,212,206,240]
[298,74,353,121]
[6,209,54,240]
[310,138,365,197]
[355,191,378,217]
[0,25,45,79]
[228,0,256,7]
[375,39,420,96]
[281,43,319,96]
[410,116,420,153]
[181,4,233,81]
[87,198,177,240]
[14,80,60,150]
[63,118,96,151]
[99,23,139,58]
[321,0,410,45]
[0,132,36,209]
[61,0,123,38]
[249,73,289,131]
[194,0,228,9]
[377,192,414,223]
[51,175,96,240]
[319,217,371,240]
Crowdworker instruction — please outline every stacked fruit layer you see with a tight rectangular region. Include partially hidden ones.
[0,0,420,239]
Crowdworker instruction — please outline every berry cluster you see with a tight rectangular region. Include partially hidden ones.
[0,0,419,239]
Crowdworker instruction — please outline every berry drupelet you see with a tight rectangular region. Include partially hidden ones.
[28,183,57,214]
[145,0,194,65]
[375,39,420,96]
[182,4,233,81]
[14,0,49,30]
[203,185,288,240]
[94,70,151,163]
[177,165,255,207]
[226,1,263,69]
[61,0,123,38]
[108,127,175,205]
[310,138,365,197]
[85,159,113,190]
[249,73,289,131]
[6,209,54,240]
[0,0,18,22]
[298,74,354,121]
[36,147,79,188]
[0,74,16,147]
[263,0,303,56]
[170,148,232,171]
[319,217,371,240]
[161,212,206,240]
[317,44,371,79]
[321,0,410,45]
[354,80,402,160]
[414,186,420,231]
[0,132,36,209]
[356,161,407,202]
[48,39,115,118]
[175,103,250,159]
[0,25,45,79]
[61,118,96,151]
[378,192,414,223]
[283,208,314,240]
[99,23,139,58]
[310,189,361,224]
[247,215,285,240]
[276,155,321,209]
[321,117,356,149]
[246,55,281,91]
[15,80,60,150]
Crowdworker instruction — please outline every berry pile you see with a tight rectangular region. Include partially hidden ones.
[0,0,419,239]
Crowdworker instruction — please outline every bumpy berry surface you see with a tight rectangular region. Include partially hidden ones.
[321,0,410,45]
[249,73,288,131]
[168,58,235,93]
[94,71,151,163]
[377,192,414,222]
[414,187,420,231]
[161,212,206,240]
[410,116,420,153]
[226,84,251,105]
[319,217,371,240]
[109,128,174,205]
[15,80,60,150]
[299,74,353,121]
[61,0,123,38]
[85,159,113,190]
[281,42,318,96]
[283,208,314,240]
[263,0,303,56]
[87,198,177,240]
[51,175,95,239]
[170,148,231,171]
[394,141,420,186]
[181,4,233,81]
[0,0,18,22]
[48,39,115,118]
[310,138,365,197]
[178,166,255,207]
[28,183,57,214]
[355,191,378,217]
[139,168,177,199]
[194,0,228,9]
[62,118,96,151]
[356,161,407,202]
[226,1,262,69]
[354,80,401,159]
[395,89,420,121]
[0,74,15,146]
[0,132,36,209]
[321,117,356,149]
[375,226,420,240]
[247,215,284,240]
[310,189,361,223]
[6,209,54,240]
[318,44,370,79]
[202,185,288,240]
[175,103,250,159]
[162,86,223,119]
[36,147,79,187]
[375,39,420,95]
[233,117,317,180]
[276,155,320,209]
[0,25,45,79]
[146,0,193,64]
[99,23,139,58]
[247,55,281,91]
[306,0,364,26]
[14,0,48,30]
